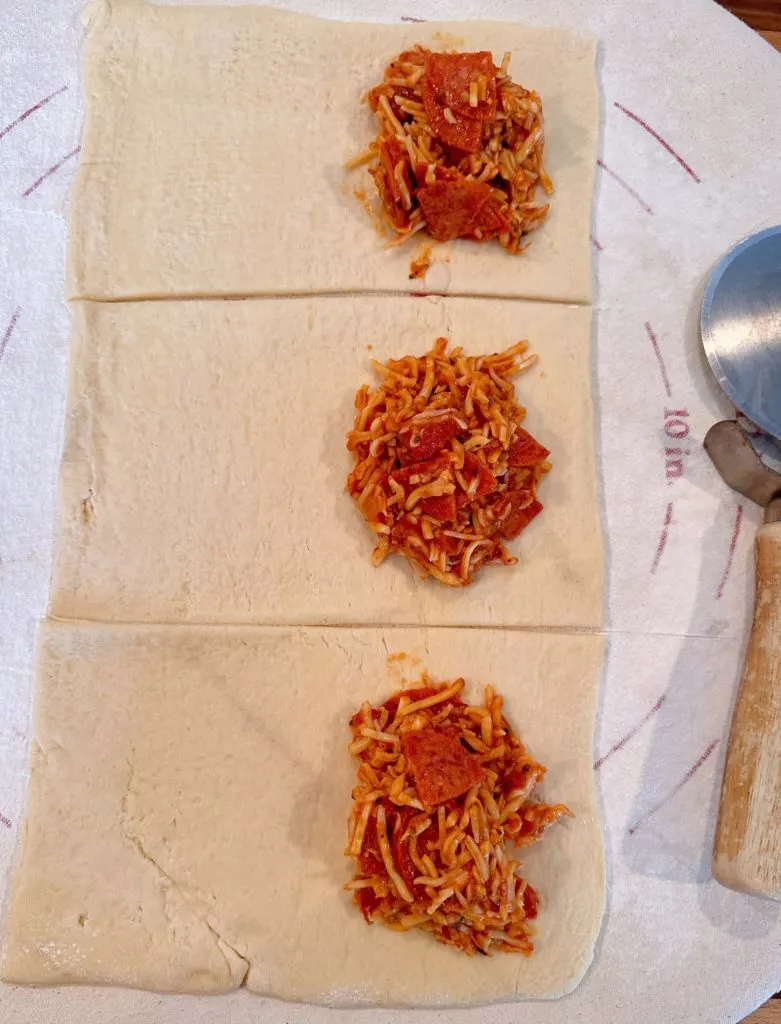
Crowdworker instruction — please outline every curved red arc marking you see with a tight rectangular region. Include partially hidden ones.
[0,85,68,142]
[627,739,719,835]
[716,504,744,599]
[0,812,11,829]
[0,308,21,366]
[644,321,672,397]
[651,502,673,574]
[594,693,667,770]
[590,234,603,252]
[21,145,81,198]
[597,159,653,215]
[614,102,701,183]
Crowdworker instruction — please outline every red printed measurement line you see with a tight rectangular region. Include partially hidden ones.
[0,813,11,829]
[597,159,653,215]
[0,308,21,366]
[590,234,603,252]
[594,693,667,770]
[400,14,426,21]
[651,502,673,574]
[614,102,701,183]
[21,145,81,199]
[645,321,672,397]
[627,739,719,835]
[716,504,744,600]
[0,85,68,142]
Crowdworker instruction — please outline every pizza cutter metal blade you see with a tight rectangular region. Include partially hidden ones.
[701,226,781,901]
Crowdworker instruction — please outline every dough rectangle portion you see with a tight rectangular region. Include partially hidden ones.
[50,296,602,629]
[68,2,598,303]
[2,621,605,1006]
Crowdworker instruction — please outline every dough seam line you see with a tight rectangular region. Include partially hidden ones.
[43,614,738,643]
[65,290,591,309]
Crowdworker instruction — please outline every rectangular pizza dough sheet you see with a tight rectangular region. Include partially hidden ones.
[49,296,603,629]
[67,1,598,304]
[2,620,605,1006]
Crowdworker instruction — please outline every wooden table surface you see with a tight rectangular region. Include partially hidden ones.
[719,0,781,50]
[747,1008,781,1024]
[676,4,780,1023]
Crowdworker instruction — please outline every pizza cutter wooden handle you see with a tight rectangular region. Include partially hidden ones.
[713,518,781,900]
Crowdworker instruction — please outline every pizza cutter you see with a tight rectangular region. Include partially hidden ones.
[701,225,781,901]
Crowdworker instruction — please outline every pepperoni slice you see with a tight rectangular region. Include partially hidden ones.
[523,884,539,920]
[416,180,496,242]
[369,137,413,231]
[398,414,462,462]
[402,727,486,806]
[387,804,440,895]
[388,805,418,892]
[438,532,462,555]
[420,493,457,522]
[429,51,498,121]
[421,51,497,152]
[496,494,543,540]
[412,160,462,188]
[504,765,533,794]
[390,456,458,523]
[508,427,550,467]
[461,450,496,498]
[356,887,381,924]
[389,455,450,490]
[422,103,482,152]
[358,811,385,877]
[470,193,512,239]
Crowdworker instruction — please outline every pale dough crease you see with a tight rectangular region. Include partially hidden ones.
[67,1,598,303]
[49,296,603,629]
[2,621,605,1006]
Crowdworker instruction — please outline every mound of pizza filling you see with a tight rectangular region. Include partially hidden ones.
[345,677,572,955]
[346,336,550,586]
[351,46,551,251]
